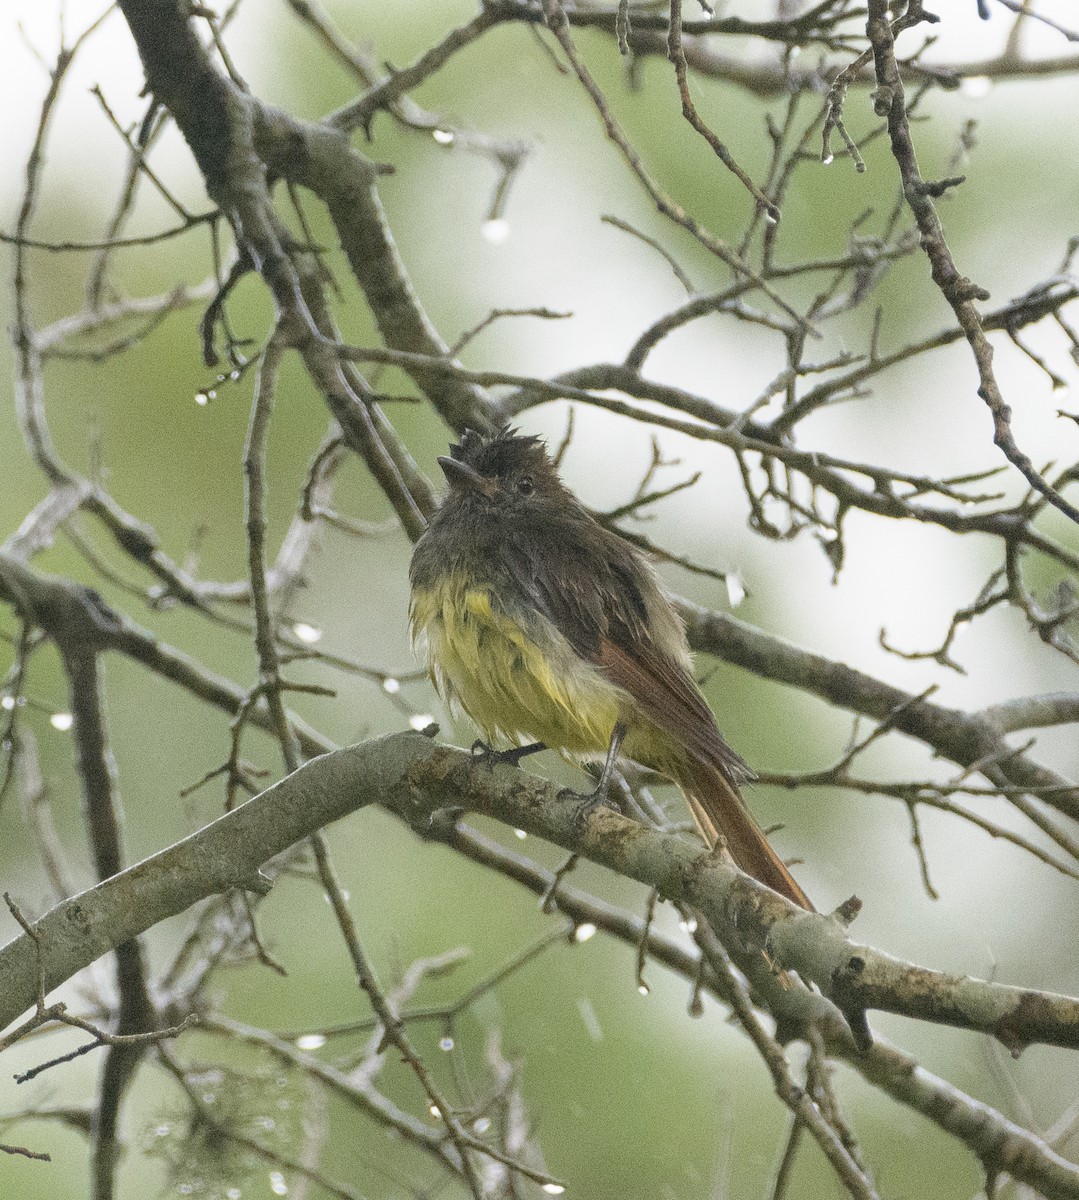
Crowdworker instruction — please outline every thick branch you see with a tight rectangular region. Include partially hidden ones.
[4,735,1079,1061]
[682,601,1079,823]
[425,818,1079,1200]
[117,0,493,441]
[2,548,1074,835]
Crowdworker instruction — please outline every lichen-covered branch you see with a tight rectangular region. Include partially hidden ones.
[4,734,1079,1057]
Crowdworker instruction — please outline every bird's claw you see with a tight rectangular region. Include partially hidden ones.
[470,740,545,770]
[560,783,621,832]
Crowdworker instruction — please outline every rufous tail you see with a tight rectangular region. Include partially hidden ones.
[679,760,814,912]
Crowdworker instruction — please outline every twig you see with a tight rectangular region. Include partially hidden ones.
[866,0,1079,530]
[692,921,881,1200]
[667,0,780,218]
[539,0,816,337]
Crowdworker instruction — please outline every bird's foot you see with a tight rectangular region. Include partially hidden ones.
[561,721,628,832]
[560,780,623,832]
[470,740,546,770]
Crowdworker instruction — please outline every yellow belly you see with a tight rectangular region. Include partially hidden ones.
[410,577,625,755]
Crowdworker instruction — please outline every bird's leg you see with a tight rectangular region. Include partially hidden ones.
[471,740,546,770]
[561,721,627,828]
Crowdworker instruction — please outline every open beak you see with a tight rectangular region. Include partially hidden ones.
[437,456,498,498]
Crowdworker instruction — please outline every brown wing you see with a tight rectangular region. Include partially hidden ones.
[597,639,752,787]
[602,641,813,909]
[498,522,813,910]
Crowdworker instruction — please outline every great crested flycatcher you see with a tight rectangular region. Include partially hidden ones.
[409,428,813,911]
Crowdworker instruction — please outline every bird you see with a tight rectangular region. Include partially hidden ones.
[408,427,813,911]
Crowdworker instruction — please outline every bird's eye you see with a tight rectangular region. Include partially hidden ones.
[516,475,534,496]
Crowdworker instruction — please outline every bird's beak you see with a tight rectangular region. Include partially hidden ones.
[437,456,498,498]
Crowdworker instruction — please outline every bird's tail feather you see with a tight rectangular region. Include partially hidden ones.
[679,760,814,912]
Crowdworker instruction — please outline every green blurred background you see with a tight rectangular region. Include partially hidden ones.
[2,2,1079,1197]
